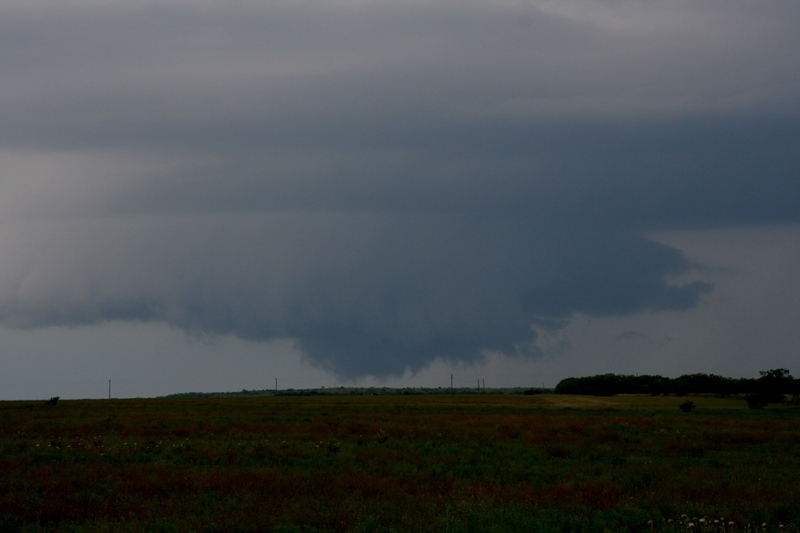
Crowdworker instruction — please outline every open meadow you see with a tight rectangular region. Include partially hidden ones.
[1,394,799,532]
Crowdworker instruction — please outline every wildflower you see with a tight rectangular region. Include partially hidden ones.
[728,521,735,526]
[688,523,695,528]
[699,518,706,524]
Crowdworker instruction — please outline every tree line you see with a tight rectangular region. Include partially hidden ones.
[554,369,800,407]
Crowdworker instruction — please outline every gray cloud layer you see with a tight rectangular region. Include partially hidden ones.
[0,0,797,377]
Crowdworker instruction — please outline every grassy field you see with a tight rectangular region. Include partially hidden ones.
[1,394,799,532]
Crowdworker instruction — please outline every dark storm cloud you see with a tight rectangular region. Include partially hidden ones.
[0,214,713,376]
[0,0,797,377]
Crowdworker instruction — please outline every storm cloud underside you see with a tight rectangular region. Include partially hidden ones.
[0,0,798,378]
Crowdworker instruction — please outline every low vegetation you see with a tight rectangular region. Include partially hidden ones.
[554,369,800,405]
[1,394,798,532]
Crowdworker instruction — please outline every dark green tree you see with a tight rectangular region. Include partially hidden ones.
[746,368,794,408]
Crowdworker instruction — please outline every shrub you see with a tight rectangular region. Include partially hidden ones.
[678,401,696,413]
[745,394,767,409]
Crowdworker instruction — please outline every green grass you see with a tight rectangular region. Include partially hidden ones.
[1,394,798,532]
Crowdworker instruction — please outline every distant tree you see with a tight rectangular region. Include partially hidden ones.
[554,369,797,400]
[745,369,794,408]
[670,374,736,397]
[554,377,583,395]
[758,368,793,398]
[639,375,671,395]
[554,374,621,396]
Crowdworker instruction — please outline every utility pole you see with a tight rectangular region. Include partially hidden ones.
[451,374,453,392]
[275,378,278,392]
[108,380,111,400]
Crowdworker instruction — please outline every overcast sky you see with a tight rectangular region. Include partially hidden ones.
[1,0,799,399]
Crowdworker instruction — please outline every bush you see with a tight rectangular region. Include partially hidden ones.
[745,394,767,409]
[678,401,696,413]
